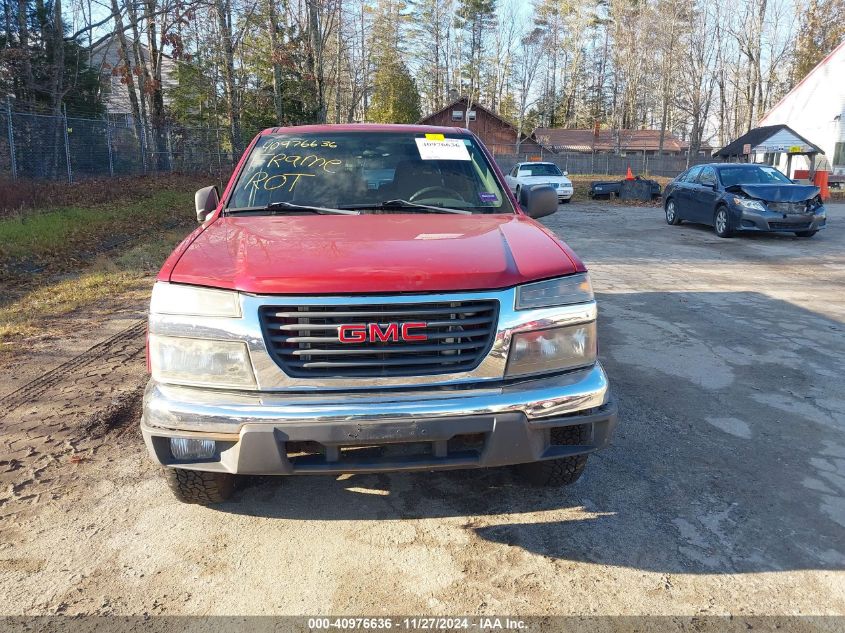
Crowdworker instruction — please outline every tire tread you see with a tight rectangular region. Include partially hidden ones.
[165,468,234,504]
[515,423,590,487]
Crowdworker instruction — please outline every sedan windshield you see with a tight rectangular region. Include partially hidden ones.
[227,132,514,214]
[519,164,562,177]
[719,165,792,187]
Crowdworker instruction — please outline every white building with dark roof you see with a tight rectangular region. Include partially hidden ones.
[90,39,179,117]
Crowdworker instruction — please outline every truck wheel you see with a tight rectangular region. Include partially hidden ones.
[515,424,589,487]
[165,468,235,504]
[795,230,817,238]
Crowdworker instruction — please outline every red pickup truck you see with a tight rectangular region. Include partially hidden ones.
[142,124,617,504]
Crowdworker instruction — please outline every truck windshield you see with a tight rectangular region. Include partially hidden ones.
[226,132,514,214]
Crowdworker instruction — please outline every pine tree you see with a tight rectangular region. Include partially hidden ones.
[792,0,845,83]
[369,55,422,123]
[453,0,496,99]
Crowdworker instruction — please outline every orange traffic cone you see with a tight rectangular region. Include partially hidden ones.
[625,166,634,180]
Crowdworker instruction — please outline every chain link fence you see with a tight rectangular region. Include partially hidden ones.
[0,106,712,183]
[489,144,713,178]
[0,105,237,183]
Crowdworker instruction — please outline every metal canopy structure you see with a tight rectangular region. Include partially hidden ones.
[714,124,825,179]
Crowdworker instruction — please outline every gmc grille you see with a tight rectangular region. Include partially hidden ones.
[259,300,499,378]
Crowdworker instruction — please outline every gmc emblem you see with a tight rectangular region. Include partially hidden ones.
[338,322,428,343]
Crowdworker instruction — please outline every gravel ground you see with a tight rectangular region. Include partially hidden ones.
[1,202,844,623]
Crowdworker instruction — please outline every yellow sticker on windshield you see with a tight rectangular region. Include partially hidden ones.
[425,133,445,141]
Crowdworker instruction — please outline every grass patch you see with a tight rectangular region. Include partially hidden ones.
[0,228,189,353]
[0,272,146,344]
[0,175,203,279]
[0,173,218,217]
[0,189,190,261]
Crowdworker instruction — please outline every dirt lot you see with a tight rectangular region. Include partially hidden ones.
[1,202,844,622]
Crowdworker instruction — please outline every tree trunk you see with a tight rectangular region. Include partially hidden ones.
[215,0,241,155]
[334,2,342,123]
[16,0,32,101]
[110,0,142,126]
[305,0,325,122]
[268,0,284,124]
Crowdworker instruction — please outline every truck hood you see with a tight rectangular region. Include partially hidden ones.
[726,184,820,202]
[167,214,582,294]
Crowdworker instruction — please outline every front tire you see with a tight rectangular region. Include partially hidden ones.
[515,424,590,487]
[665,198,681,225]
[165,468,235,504]
[795,230,817,238]
[714,205,734,238]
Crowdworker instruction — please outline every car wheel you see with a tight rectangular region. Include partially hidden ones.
[514,424,589,487]
[514,185,521,199]
[714,206,733,238]
[665,198,681,225]
[795,230,817,238]
[165,468,235,504]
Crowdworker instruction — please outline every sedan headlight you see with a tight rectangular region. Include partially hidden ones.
[733,197,766,213]
[515,274,594,310]
[149,335,256,388]
[150,282,241,317]
[506,323,597,378]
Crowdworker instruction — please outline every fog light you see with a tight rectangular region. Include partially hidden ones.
[170,437,216,460]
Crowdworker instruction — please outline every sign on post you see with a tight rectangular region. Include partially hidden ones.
[742,143,752,155]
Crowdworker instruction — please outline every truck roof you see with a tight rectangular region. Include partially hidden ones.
[259,123,468,135]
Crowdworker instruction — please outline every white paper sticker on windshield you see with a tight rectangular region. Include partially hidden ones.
[415,138,471,161]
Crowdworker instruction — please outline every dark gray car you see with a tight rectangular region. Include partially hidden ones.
[663,163,827,238]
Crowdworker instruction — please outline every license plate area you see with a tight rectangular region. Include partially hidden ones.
[277,417,494,470]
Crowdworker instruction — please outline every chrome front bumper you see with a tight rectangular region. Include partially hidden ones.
[141,363,617,475]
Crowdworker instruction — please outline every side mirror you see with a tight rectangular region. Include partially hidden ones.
[562,170,569,176]
[519,184,558,219]
[195,186,220,223]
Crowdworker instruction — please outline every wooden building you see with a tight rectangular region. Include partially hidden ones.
[534,127,711,156]
[418,98,550,157]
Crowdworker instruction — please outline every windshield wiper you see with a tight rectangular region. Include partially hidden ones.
[340,199,472,215]
[228,201,360,216]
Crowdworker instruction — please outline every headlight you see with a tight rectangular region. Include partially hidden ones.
[150,282,241,317]
[505,323,597,378]
[733,197,766,212]
[515,274,594,310]
[149,335,256,388]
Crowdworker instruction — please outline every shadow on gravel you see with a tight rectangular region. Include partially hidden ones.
[213,291,845,575]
